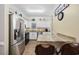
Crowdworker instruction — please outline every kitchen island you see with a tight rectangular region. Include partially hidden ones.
[37,32,76,43]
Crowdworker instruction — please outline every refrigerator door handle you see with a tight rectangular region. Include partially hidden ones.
[14,29,17,40]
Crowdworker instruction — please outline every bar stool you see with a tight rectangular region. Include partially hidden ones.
[35,44,57,55]
[58,43,79,55]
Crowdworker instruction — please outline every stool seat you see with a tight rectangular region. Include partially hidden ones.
[35,44,56,55]
[59,43,79,55]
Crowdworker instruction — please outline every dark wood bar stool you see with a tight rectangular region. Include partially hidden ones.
[58,43,79,55]
[35,44,57,55]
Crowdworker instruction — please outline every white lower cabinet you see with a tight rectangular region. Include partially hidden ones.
[29,32,37,40]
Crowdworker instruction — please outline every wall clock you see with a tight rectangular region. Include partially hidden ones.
[57,12,64,21]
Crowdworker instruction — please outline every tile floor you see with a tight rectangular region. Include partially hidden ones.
[23,41,37,55]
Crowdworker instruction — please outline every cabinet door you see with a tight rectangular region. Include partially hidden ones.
[29,32,37,40]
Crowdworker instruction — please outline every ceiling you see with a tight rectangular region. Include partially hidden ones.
[13,4,58,17]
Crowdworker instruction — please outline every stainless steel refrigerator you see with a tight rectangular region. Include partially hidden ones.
[9,13,25,55]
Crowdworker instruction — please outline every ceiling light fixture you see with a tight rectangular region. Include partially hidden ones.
[26,9,45,13]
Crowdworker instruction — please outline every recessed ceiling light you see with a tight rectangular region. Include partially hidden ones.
[26,9,45,13]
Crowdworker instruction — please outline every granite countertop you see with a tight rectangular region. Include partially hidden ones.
[37,32,76,43]
[25,28,45,32]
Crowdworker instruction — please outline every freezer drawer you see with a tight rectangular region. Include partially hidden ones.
[10,39,25,55]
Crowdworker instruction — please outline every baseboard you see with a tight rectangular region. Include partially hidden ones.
[29,39,37,41]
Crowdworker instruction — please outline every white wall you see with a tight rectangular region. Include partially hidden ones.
[25,16,52,31]
[53,4,79,42]
[0,4,5,55]
[0,5,4,42]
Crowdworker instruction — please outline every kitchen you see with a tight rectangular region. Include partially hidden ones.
[0,4,79,55]
[7,4,55,55]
